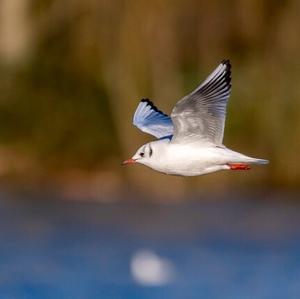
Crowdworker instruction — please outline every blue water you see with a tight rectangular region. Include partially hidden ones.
[0,192,300,299]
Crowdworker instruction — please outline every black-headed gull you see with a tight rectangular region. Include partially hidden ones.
[123,60,268,176]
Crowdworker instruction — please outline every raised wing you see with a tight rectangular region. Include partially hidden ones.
[171,60,231,145]
[133,99,174,139]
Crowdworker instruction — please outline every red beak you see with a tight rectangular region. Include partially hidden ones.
[122,158,136,166]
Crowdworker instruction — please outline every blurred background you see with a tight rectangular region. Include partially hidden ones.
[0,0,300,298]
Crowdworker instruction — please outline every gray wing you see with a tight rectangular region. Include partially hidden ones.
[133,99,174,139]
[171,60,231,145]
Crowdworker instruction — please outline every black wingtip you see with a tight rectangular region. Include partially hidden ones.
[221,59,230,64]
[140,98,168,116]
[141,98,152,104]
[221,59,231,69]
[221,59,231,86]
[141,98,157,110]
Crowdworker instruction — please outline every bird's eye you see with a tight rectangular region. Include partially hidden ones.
[149,146,153,157]
[140,152,144,157]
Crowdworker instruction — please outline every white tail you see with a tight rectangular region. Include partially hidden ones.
[248,158,269,165]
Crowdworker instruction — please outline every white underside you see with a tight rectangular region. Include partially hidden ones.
[140,141,268,176]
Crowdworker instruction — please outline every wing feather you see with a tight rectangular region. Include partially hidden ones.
[133,99,174,139]
[171,60,231,145]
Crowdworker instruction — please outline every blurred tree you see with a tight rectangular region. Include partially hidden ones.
[0,0,32,64]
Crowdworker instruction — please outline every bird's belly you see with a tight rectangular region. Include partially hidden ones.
[156,146,228,176]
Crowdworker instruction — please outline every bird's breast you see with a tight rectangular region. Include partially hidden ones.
[154,144,224,176]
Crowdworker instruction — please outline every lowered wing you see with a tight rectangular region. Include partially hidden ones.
[133,99,174,139]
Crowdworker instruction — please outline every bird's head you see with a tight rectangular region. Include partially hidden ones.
[122,142,156,166]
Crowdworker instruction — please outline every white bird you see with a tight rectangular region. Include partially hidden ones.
[123,60,268,176]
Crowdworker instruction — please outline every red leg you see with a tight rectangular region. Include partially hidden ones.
[227,163,250,170]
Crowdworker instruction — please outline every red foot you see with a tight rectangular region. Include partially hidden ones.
[227,163,250,170]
